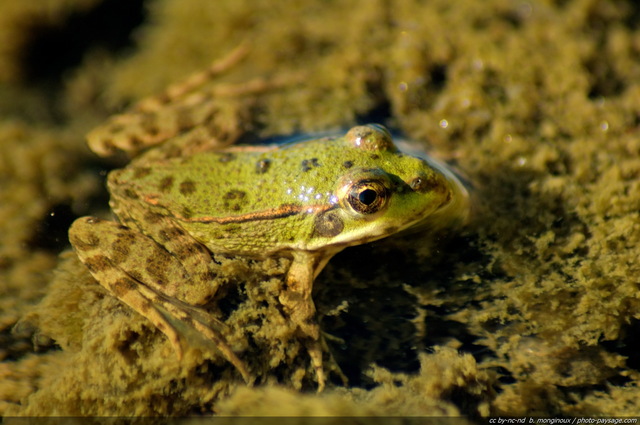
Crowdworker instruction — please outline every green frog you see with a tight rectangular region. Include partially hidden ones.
[68,49,469,390]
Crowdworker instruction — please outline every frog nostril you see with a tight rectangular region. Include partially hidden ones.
[409,175,442,193]
[410,177,424,191]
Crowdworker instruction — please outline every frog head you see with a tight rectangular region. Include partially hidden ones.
[308,124,464,249]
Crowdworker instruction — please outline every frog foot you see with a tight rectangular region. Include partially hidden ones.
[303,331,350,391]
[136,286,254,385]
[278,290,328,391]
[88,256,253,384]
[86,42,301,158]
[320,332,349,386]
[306,338,326,392]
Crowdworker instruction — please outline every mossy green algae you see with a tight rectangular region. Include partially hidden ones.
[1,0,640,416]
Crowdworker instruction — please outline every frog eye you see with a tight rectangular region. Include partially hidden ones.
[345,179,389,214]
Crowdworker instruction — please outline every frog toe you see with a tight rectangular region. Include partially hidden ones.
[151,298,253,384]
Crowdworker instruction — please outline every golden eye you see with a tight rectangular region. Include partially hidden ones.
[346,180,389,214]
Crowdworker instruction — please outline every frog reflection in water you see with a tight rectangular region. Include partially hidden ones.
[68,51,469,391]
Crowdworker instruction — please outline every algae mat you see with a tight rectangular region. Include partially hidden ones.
[1,0,640,417]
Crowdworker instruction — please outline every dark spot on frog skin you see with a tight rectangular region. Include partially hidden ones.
[224,190,246,200]
[256,159,271,174]
[164,227,186,238]
[223,190,246,211]
[179,179,197,196]
[144,212,163,224]
[110,238,132,263]
[369,154,380,160]
[83,254,112,273]
[159,176,174,192]
[313,209,344,238]
[156,227,186,242]
[301,158,320,172]
[110,277,137,298]
[342,160,354,169]
[176,242,208,259]
[145,260,168,286]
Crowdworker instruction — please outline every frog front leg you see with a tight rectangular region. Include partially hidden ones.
[278,250,342,391]
[68,216,252,384]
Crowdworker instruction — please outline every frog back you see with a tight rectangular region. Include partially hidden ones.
[110,126,455,258]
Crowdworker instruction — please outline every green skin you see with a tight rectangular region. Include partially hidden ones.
[69,124,460,390]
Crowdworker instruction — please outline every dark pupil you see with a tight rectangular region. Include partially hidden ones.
[358,188,377,205]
